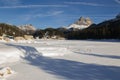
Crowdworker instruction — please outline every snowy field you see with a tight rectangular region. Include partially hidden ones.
[0,40,120,80]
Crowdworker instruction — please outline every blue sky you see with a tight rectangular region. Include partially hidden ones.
[0,0,120,29]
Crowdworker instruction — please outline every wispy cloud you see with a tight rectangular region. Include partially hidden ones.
[1,0,21,6]
[65,2,105,7]
[0,4,67,9]
[23,11,64,21]
[36,11,63,17]
[114,0,120,4]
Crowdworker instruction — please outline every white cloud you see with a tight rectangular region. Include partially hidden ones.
[114,0,120,4]
[0,4,67,9]
[65,2,105,7]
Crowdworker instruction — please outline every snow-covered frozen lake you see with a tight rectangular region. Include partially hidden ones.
[0,40,120,80]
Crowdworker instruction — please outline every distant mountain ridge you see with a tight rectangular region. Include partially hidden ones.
[0,13,120,39]
[19,24,36,31]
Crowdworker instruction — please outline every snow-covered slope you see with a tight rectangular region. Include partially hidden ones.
[67,24,88,29]
[0,40,120,80]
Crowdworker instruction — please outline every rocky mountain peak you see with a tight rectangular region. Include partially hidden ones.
[75,17,92,26]
[67,17,93,30]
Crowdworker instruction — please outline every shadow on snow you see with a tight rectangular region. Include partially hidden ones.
[6,43,120,80]
[75,52,120,59]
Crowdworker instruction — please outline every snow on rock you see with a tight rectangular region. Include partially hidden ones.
[0,67,15,80]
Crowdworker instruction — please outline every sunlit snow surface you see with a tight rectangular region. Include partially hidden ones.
[0,39,120,80]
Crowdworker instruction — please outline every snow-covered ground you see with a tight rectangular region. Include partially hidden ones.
[0,40,120,80]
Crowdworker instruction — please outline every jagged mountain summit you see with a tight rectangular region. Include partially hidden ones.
[67,17,93,30]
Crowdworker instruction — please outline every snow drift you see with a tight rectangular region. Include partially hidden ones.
[0,45,24,65]
[0,41,72,65]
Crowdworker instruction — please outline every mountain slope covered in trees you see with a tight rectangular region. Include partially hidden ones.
[0,23,26,37]
[65,15,120,39]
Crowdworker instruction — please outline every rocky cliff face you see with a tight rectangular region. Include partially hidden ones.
[67,17,93,30]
